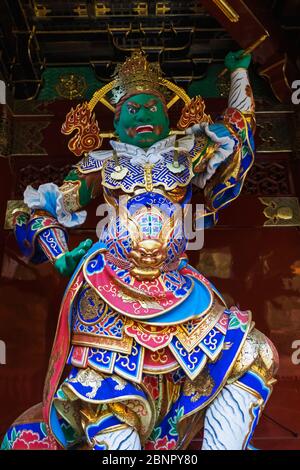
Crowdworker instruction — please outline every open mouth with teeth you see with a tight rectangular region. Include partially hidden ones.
[135,125,154,134]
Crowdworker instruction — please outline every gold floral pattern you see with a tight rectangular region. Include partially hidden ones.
[183,368,214,402]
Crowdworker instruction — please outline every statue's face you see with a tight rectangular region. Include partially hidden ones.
[114,93,170,148]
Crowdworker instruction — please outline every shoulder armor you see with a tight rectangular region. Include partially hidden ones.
[75,154,105,174]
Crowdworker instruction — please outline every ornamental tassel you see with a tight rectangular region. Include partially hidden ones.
[167,141,185,174]
[111,150,128,180]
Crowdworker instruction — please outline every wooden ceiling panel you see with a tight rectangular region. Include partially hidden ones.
[0,1,298,99]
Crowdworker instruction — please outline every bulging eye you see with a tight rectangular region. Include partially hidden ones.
[150,105,157,112]
[128,106,137,114]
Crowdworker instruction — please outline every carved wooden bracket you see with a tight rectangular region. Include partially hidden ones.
[200,0,298,103]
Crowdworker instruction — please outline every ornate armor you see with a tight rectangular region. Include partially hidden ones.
[2,51,278,451]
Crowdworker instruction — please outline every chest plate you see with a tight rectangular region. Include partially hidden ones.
[102,152,193,194]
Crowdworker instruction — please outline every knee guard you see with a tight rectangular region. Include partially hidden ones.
[202,328,279,450]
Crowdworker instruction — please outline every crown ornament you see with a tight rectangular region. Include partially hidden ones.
[111,51,165,104]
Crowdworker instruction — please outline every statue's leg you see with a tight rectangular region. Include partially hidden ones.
[81,406,141,450]
[201,382,262,450]
[202,328,278,450]
[92,427,141,450]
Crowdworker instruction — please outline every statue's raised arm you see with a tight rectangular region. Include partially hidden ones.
[226,49,254,116]
[184,50,255,227]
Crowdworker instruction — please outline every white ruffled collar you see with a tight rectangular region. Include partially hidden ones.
[89,134,195,167]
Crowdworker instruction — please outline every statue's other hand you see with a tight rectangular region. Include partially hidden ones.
[224,50,251,72]
[54,238,93,277]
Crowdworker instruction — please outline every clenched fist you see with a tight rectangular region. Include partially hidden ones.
[224,50,251,72]
[54,239,93,277]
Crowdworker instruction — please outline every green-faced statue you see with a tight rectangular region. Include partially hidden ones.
[114,93,170,149]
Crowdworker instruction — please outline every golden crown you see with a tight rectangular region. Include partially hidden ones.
[111,51,165,103]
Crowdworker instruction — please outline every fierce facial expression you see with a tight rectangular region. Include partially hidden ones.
[114,93,170,148]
